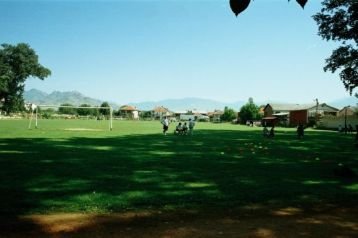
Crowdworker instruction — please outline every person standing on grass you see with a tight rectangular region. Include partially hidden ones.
[175,122,183,135]
[182,122,188,135]
[348,124,353,134]
[269,125,275,138]
[263,126,269,138]
[188,118,195,135]
[161,116,170,135]
[297,123,304,139]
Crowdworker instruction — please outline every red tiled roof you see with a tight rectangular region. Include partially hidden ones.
[153,106,169,113]
[120,105,137,111]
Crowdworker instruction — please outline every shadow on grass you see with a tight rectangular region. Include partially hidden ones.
[0,129,357,236]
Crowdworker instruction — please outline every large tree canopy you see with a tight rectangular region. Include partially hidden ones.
[313,0,358,95]
[239,97,260,124]
[220,106,237,122]
[99,102,111,116]
[0,43,51,113]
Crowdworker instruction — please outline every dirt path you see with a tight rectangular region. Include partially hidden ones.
[1,206,357,238]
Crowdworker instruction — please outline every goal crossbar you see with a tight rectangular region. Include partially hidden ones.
[28,105,113,131]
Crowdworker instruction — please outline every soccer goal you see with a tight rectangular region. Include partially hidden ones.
[28,104,113,131]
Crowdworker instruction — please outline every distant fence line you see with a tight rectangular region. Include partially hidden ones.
[318,116,358,129]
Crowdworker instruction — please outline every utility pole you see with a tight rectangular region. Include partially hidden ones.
[344,106,350,134]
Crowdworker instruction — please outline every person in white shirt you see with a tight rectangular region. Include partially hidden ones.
[175,122,183,135]
[161,116,170,135]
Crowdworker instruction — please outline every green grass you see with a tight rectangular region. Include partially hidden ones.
[0,119,357,215]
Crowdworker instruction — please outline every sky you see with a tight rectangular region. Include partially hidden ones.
[0,0,354,105]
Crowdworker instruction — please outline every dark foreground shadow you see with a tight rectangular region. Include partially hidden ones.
[0,129,357,237]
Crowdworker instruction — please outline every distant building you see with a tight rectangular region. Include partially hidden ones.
[119,105,140,119]
[308,103,339,117]
[337,106,358,117]
[208,110,224,122]
[151,106,172,119]
[174,109,209,121]
[263,103,339,126]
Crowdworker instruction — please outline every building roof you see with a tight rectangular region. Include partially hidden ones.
[208,110,224,116]
[119,105,138,111]
[266,103,340,112]
[152,106,170,113]
[313,103,339,112]
[262,116,278,120]
[338,106,358,113]
[191,109,208,114]
[273,112,289,116]
[265,103,316,111]
[173,110,187,114]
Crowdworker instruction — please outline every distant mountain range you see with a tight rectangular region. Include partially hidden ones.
[129,98,245,111]
[24,89,357,111]
[24,89,119,108]
[24,89,245,111]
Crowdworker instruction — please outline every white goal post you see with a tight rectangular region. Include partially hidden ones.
[28,104,113,131]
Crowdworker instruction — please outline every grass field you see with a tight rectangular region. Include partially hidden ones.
[0,119,357,237]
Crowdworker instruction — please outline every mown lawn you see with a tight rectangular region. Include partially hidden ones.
[0,119,357,216]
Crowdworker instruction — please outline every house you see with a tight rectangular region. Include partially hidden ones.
[337,106,358,117]
[289,109,309,126]
[151,106,172,119]
[118,105,140,119]
[263,103,313,126]
[307,103,339,117]
[175,109,209,121]
[208,110,224,122]
[173,110,187,119]
[263,103,339,126]
[264,103,313,117]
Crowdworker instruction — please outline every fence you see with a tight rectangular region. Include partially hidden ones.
[318,115,358,130]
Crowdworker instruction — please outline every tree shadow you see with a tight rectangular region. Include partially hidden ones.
[0,128,357,236]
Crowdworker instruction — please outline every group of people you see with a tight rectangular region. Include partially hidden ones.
[263,124,305,139]
[174,122,188,135]
[161,116,195,135]
[338,124,354,134]
[263,125,275,138]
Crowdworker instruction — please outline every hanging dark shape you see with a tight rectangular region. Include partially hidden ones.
[296,0,308,9]
[230,0,251,17]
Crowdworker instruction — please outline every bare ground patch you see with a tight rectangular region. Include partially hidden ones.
[0,206,357,238]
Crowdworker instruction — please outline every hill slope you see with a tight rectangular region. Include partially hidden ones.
[130,98,245,111]
[24,89,114,107]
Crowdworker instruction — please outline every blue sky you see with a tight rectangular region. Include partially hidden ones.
[0,0,353,104]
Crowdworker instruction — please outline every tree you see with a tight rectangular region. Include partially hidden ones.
[58,103,77,115]
[220,106,237,122]
[140,110,152,119]
[239,97,260,124]
[0,43,51,113]
[77,104,93,116]
[313,0,358,96]
[230,0,308,16]
[40,108,55,119]
[99,102,110,116]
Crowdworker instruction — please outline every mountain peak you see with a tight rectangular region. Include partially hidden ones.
[24,89,118,107]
